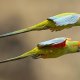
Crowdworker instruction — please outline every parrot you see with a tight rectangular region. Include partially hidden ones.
[0,13,80,38]
[0,37,80,63]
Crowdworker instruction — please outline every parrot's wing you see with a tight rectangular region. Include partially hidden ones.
[48,13,80,26]
[37,37,67,48]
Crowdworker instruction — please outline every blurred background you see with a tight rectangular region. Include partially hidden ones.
[0,0,80,80]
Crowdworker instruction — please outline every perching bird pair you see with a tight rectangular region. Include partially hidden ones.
[0,13,80,63]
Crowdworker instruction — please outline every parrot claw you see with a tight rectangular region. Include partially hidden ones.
[32,54,48,59]
[32,54,42,59]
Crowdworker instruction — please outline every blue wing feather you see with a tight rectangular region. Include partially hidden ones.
[37,37,67,48]
[48,13,80,26]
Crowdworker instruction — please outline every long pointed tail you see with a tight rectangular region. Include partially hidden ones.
[0,56,26,63]
[0,20,48,38]
[0,27,33,38]
[0,47,38,64]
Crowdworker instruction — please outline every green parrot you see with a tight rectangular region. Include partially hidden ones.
[0,37,80,63]
[0,13,80,38]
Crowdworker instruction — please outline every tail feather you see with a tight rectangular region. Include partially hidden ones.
[0,47,38,63]
[0,56,27,63]
[0,27,34,38]
[0,20,48,38]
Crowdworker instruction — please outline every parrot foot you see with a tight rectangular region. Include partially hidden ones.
[32,54,42,59]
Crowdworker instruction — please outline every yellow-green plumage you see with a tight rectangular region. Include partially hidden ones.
[0,37,80,63]
[0,13,80,38]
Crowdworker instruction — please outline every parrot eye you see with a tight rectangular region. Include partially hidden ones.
[77,47,80,52]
